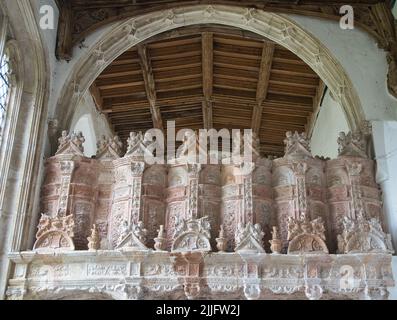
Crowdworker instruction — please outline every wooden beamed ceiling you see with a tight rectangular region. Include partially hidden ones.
[92,26,323,157]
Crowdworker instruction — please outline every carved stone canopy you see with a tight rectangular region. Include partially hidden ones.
[125,131,152,159]
[283,131,312,160]
[172,217,212,252]
[56,131,85,156]
[96,135,123,159]
[337,215,394,254]
[235,222,265,253]
[116,221,148,250]
[33,214,75,252]
[337,131,368,158]
[287,216,328,254]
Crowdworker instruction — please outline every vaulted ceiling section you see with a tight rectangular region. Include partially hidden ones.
[54,1,396,156]
[91,26,324,156]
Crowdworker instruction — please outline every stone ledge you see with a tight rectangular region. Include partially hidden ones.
[6,250,394,300]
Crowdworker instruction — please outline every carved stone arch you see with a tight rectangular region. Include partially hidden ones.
[0,0,49,299]
[54,5,364,136]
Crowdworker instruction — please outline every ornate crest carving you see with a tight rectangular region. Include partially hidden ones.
[33,214,75,252]
[235,222,265,253]
[116,221,148,250]
[56,131,85,156]
[287,216,328,254]
[283,131,312,160]
[172,217,211,252]
[337,215,394,254]
[96,135,123,159]
[337,131,367,158]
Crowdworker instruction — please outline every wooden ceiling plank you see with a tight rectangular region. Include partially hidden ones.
[137,44,163,130]
[252,42,275,134]
[202,32,214,130]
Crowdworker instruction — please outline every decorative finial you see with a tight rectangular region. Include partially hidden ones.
[87,224,100,251]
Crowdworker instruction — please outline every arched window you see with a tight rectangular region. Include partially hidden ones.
[0,49,10,141]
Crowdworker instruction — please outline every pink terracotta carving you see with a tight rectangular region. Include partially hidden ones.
[33,213,75,252]
[287,215,328,254]
[36,130,391,256]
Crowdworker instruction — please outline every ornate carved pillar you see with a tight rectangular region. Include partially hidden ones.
[273,132,328,252]
[109,132,148,248]
[328,131,384,251]
[187,163,201,220]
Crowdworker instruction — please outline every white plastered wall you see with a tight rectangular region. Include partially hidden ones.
[310,89,350,159]
[70,93,114,157]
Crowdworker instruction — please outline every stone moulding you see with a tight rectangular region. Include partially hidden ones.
[6,251,394,300]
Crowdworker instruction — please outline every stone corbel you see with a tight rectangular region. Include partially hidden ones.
[171,251,204,300]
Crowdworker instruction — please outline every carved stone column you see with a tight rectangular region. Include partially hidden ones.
[328,131,383,250]
[187,163,201,220]
[57,159,75,216]
[198,164,221,249]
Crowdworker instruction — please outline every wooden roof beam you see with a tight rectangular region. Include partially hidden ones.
[251,42,275,134]
[89,82,104,112]
[137,44,164,130]
[202,32,213,130]
[306,80,326,138]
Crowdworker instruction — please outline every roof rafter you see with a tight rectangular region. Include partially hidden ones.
[251,42,275,134]
[202,32,213,130]
[137,44,164,130]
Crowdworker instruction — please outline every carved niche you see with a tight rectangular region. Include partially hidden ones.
[172,217,212,252]
[287,216,328,254]
[33,214,75,252]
